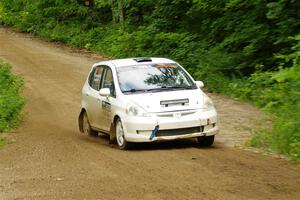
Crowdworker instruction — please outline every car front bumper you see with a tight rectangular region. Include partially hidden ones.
[122,109,219,142]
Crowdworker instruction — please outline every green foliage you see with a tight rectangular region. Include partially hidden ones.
[0,135,16,148]
[0,136,7,148]
[250,130,273,148]
[240,36,300,161]
[1,0,298,77]
[0,61,25,133]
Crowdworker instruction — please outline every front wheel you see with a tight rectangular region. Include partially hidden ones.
[115,119,131,150]
[197,135,215,147]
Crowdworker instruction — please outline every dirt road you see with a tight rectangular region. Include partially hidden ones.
[0,28,299,200]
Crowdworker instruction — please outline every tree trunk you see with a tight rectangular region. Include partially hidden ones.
[111,0,117,24]
[118,0,125,27]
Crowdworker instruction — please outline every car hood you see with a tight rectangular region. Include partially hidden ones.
[125,89,205,113]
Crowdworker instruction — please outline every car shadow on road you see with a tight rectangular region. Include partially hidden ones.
[78,132,222,151]
[131,140,222,151]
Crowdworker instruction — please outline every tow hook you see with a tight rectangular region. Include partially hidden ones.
[150,125,160,140]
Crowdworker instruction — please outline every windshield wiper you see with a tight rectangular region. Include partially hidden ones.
[123,85,196,94]
[123,87,171,93]
[123,89,148,93]
[160,85,196,90]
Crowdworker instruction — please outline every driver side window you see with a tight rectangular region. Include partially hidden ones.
[102,68,116,97]
[89,66,104,91]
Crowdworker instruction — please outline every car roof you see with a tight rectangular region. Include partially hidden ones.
[94,57,176,68]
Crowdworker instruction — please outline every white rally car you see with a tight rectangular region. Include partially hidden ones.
[79,57,219,149]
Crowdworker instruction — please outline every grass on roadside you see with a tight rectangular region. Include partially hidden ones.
[0,135,7,147]
[0,60,25,147]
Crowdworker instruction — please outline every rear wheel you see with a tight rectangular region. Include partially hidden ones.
[82,112,98,137]
[116,119,131,150]
[197,135,214,147]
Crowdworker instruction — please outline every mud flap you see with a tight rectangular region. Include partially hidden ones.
[150,125,160,140]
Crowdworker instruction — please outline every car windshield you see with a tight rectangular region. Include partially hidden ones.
[116,63,197,94]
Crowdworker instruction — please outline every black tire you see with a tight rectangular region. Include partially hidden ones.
[197,135,215,147]
[115,119,131,150]
[82,112,98,137]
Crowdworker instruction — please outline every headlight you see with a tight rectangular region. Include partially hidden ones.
[126,102,150,117]
[203,95,214,110]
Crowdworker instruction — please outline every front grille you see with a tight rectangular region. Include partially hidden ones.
[156,126,203,137]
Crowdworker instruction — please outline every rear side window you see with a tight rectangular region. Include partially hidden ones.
[89,66,104,91]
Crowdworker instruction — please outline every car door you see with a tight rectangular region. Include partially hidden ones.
[98,67,117,131]
[85,65,105,129]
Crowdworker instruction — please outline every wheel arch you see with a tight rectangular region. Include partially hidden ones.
[109,115,121,144]
[78,108,86,133]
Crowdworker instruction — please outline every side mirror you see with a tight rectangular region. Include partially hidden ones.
[99,88,110,97]
[195,81,204,88]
